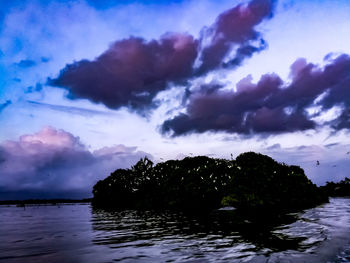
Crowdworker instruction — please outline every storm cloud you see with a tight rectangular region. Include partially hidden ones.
[162,54,350,136]
[50,0,275,112]
[0,127,151,199]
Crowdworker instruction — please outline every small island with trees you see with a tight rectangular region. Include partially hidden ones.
[92,152,329,215]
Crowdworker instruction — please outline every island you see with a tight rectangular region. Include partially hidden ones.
[92,152,328,215]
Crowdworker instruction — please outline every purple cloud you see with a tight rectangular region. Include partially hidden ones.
[332,109,350,130]
[0,127,151,199]
[50,34,198,112]
[50,0,276,112]
[162,54,350,136]
[197,0,275,73]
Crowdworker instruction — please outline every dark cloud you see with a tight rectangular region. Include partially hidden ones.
[197,0,275,73]
[319,56,350,109]
[332,109,350,130]
[0,100,11,112]
[0,127,151,200]
[50,34,198,113]
[15,59,36,68]
[222,40,267,69]
[270,55,350,110]
[50,0,276,113]
[162,54,350,136]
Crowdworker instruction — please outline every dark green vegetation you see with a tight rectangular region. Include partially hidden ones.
[322,177,350,197]
[92,152,328,214]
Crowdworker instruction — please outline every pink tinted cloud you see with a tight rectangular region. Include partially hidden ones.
[0,127,151,199]
[19,126,83,148]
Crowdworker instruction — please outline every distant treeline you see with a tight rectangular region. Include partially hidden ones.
[321,177,350,197]
[92,152,328,214]
[0,198,92,206]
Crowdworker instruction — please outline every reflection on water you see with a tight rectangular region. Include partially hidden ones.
[1,198,350,263]
[91,209,304,262]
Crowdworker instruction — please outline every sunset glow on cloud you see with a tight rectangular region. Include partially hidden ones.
[0,127,151,199]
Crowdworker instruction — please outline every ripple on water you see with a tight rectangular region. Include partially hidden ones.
[91,198,350,262]
[1,198,350,262]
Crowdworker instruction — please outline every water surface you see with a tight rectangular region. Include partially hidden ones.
[1,198,350,262]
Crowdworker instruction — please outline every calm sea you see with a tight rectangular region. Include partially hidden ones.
[1,198,350,263]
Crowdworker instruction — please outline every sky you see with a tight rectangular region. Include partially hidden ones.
[1,0,350,200]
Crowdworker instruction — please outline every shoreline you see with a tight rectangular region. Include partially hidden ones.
[0,198,92,206]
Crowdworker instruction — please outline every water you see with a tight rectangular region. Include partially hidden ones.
[1,198,350,263]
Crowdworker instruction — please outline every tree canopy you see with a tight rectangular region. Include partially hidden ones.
[92,152,328,214]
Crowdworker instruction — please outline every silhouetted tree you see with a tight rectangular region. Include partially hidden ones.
[321,177,350,197]
[92,152,328,214]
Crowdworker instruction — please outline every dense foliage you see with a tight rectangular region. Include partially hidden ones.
[92,152,328,213]
[321,177,350,197]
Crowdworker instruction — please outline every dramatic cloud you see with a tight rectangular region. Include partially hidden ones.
[50,0,275,112]
[50,34,198,112]
[0,127,151,199]
[0,100,11,113]
[197,0,274,73]
[162,54,350,136]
